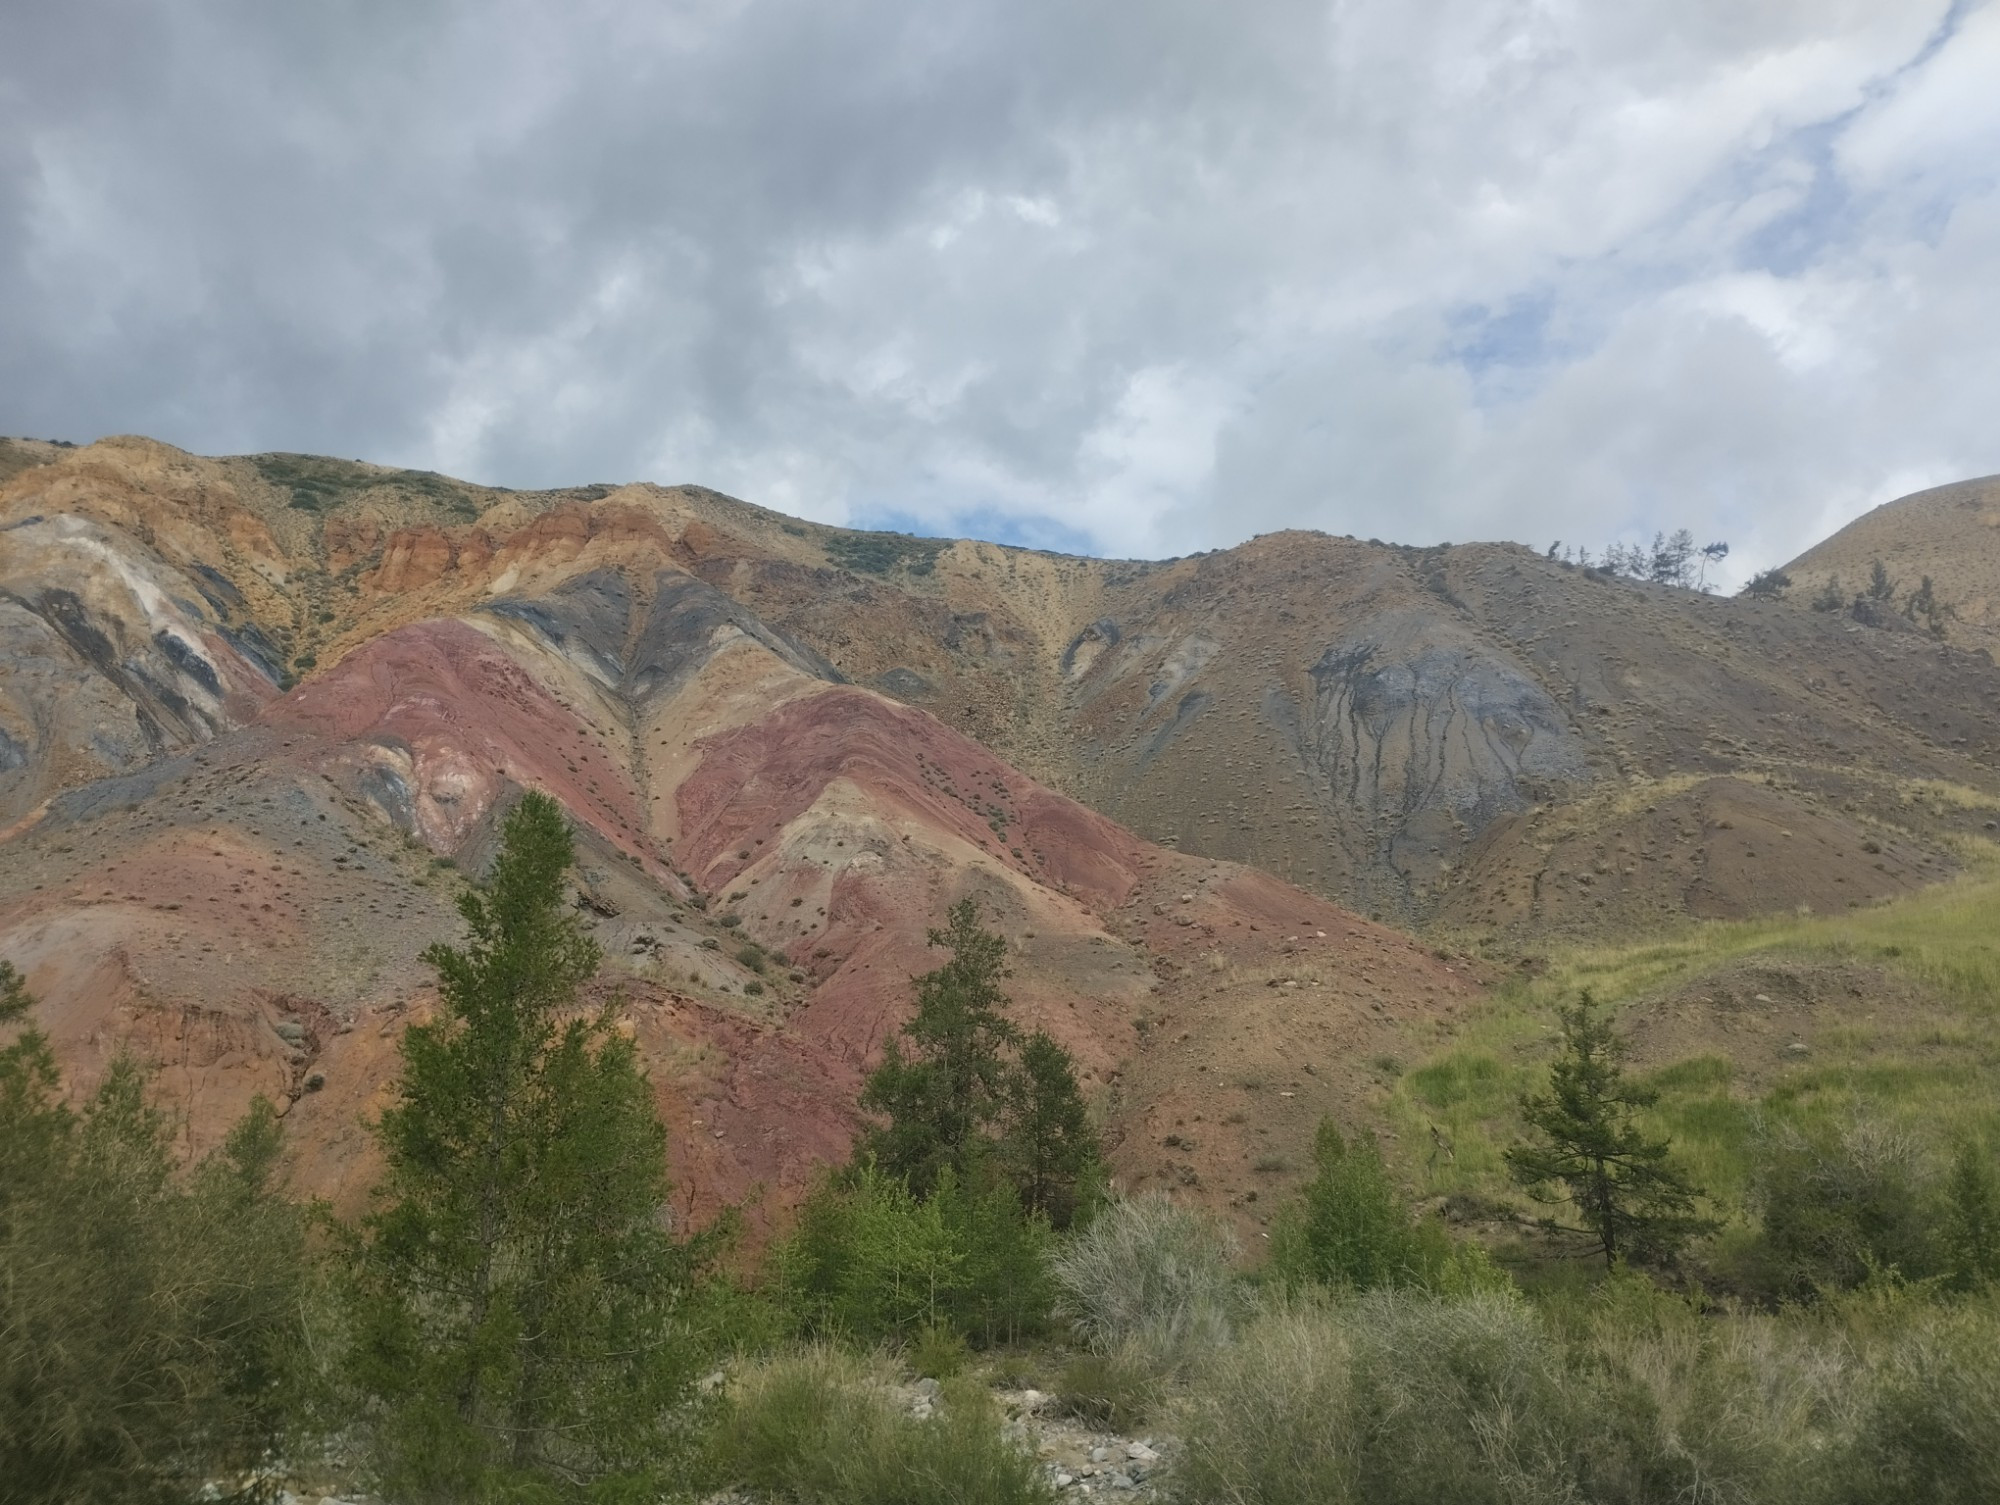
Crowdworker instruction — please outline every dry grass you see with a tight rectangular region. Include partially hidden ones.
[1169,1282,2000,1505]
[1048,1194,1240,1374]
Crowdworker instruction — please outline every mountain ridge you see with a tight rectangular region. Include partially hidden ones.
[6,433,1999,1231]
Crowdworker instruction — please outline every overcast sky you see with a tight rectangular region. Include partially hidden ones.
[4,1,1998,579]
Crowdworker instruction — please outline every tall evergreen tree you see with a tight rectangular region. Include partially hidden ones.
[1001,1029,1101,1230]
[859,899,1022,1196]
[356,791,709,1501]
[1505,993,1716,1267]
[860,900,1100,1223]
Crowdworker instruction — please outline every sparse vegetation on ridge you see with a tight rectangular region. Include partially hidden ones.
[825,528,948,576]
[251,452,490,519]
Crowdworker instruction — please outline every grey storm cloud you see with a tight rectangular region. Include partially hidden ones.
[3,0,1999,580]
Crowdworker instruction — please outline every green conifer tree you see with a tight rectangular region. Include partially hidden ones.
[1,963,312,1503]
[1001,1029,1102,1230]
[355,791,709,1501]
[860,900,1102,1225]
[1505,993,1716,1267]
[859,899,1021,1196]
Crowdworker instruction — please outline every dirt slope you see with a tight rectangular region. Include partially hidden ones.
[1780,473,2000,652]
[21,435,1998,941]
[0,451,1475,1233]
[6,437,2000,1230]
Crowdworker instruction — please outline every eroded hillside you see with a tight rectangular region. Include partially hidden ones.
[6,435,2000,1229]
[0,437,1480,1234]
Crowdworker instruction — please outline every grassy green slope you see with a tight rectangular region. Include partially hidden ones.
[1387,850,2000,1265]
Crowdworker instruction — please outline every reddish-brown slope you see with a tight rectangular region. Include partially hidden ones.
[0,573,1478,1241]
[262,617,664,874]
[14,435,2000,947]
[676,685,1149,912]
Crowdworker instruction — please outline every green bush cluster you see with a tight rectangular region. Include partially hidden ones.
[824,530,947,576]
[1270,1121,1498,1295]
[0,963,318,1505]
[1745,1118,2000,1297]
[1173,1282,2000,1505]
[771,1163,1053,1348]
[712,1347,1051,1505]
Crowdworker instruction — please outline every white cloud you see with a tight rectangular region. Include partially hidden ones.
[2,0,1997,580]
[1839,2,2000,185]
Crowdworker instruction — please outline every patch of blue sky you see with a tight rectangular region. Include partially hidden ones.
[1737,0,1989,270]
[1446,289,1557,374]
[1732,121,1858,278]
[1440,287,1593,407]
[844,501,1101,558]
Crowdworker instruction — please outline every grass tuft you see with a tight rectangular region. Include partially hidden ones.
[713,1347,1052,1505]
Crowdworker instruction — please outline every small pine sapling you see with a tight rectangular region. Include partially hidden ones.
[1505,993,1717,1267]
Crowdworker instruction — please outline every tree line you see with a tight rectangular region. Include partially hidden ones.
[6,792,2000,1501]
[1546,529,1730,590]
[0,795,1103,1502]
[1743,556,1955,636]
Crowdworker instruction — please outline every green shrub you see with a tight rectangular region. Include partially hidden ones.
[0,1019,318,1504]
[713,1347,1052,1505]
[1170,1298,1359,1505]
[1750,1118,1939,1296]
[1941,1141,2000,1291]
[1342,1290,1602,1504]
[1050,1193,1239,1373]
[736,943,767,972]
[1579,1272,1837,1504]
[1834,1295,2000,1503]
[772,1164,1053,1347]
[1173,1292,1610,1505]
[909,1320,969,1380]
[1270,1120,1499,1295]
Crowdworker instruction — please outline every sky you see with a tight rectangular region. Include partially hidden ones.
[3,1,1998,582]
